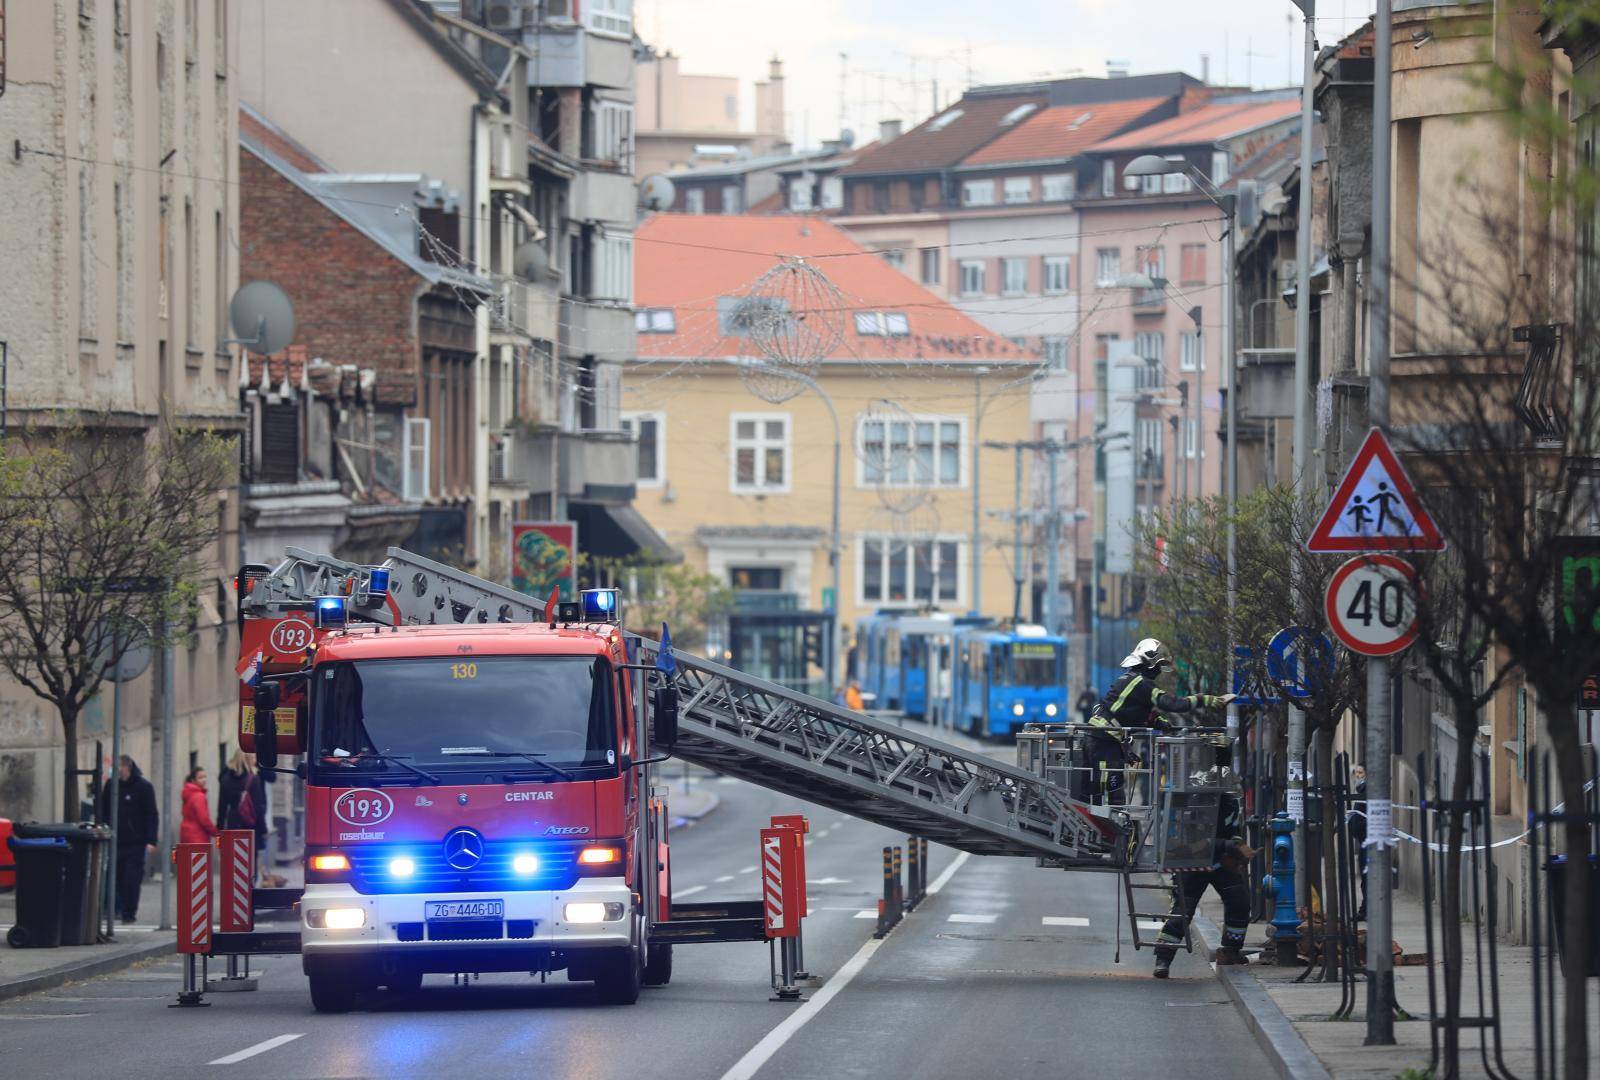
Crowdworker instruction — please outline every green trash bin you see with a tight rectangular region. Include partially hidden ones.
[6,835,70,948]
[12,823,110,945]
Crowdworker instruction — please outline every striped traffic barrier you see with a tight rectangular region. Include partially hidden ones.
[172,843,212,1007]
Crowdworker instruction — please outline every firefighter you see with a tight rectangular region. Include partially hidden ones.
[1153,735,1255,978]
[1082,638,1234,805]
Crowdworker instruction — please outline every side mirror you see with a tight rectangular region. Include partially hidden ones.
[253,682,280,772]
[653,683,679,752]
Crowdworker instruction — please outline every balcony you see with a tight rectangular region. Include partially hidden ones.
[489,431,523,487]
[1236,347,1296,420]
[526,20,633,89]
[510,425,636,499]
[570,168,637,226]
[1131,288,1167,315]
[560,299,634,362]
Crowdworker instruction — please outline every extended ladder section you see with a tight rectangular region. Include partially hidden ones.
[243,548,1129,868]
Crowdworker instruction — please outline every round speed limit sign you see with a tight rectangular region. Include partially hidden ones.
[1324,554,1420,656]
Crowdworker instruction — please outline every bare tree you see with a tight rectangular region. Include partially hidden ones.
[0,419,234,818]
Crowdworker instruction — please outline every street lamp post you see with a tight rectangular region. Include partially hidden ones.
[1123,154,1239,752]
[970,366,993,615]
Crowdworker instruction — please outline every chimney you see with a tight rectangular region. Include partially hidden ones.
[754,55,786,140]
[878,118,902,143]
[1200,53,1210,85]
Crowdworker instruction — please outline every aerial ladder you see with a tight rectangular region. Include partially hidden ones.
[239,547,1230,952]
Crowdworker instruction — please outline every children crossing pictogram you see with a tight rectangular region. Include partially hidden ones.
[1307,428,1446,552]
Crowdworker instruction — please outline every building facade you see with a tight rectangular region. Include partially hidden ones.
[0,0,243,821]
[636,51,788,179]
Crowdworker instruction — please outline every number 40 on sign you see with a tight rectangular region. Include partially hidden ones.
[1325,554,1421,657]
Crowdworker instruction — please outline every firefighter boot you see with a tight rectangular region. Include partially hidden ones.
[1152,953,1173,979]
[1213,946,1248,966]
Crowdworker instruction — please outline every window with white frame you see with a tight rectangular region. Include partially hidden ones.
[859,536,961,605]
[1136,418,1164,476]
[586,0,632,36]
[591,100,634,169]
[788,180,813,211]
[595,233,632,302]
[962,179,996,207]
[1211,150,1230,185]
[403,417,431,501]
[820,176,843,209]
[1001,257,1027,295]
[854,311,910,336]
[920,247,941,284]
[1043,255,1070,294]
[879,247,906,270]
[1042,336,1069,370]
[1095,248,1120,287]
[1139,244,1166,282]
[1179,330,1203,371]
[1041,173,1075,201]
[730,414,789,492]
[1134,331,1165,388]
[1101,160,1116,196]
[620,411,665,485]
[858,415,964,487]
[1182,417,1198,460]
[634,308,676,333]
[1140,173,1162,195]
[684,188,705,213]
[927,108,965,131]
[1003,176,1032,204]
[959,259,986,297]
[1162,172,1192,193]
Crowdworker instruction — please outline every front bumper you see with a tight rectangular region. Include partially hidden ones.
[300,877,633,970]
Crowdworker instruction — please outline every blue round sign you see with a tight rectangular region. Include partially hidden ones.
[1266,626,1336,699]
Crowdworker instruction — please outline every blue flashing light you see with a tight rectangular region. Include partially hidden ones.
[314,595,348,628]
[388,856,416,879]
[580,588,620,623]
[366,567,391,596]
[511,853,540,876]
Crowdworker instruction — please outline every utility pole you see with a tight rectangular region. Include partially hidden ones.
[1287,0,1317,913]
[1046,447,1061,635]
[1365,0,1396,1046]
[158,617,174,931]
[1011,445,1023,622]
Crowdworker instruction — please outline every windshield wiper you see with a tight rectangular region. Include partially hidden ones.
[336,752,440,785]
[442,749,576,782]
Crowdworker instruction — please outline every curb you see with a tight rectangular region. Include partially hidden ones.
[670,789,721,830]
[1192,915,1332,1080]
[0,936,174,1004]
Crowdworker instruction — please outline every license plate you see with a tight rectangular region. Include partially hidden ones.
[425,899,504,920]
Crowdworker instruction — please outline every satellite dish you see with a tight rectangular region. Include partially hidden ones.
[839,128,856,149]
[229,281,296,355]
[639,174,676,211]
[514,238,550,281]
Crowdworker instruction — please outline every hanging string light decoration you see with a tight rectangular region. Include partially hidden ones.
[735,257,847,405]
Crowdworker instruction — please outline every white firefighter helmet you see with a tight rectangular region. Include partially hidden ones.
[1120,637,1172,672]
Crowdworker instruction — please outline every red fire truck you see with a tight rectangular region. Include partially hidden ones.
[234,552,726,1013]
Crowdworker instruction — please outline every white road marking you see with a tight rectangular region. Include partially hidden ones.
[806,877,850,886]
[673,885,708,898]
[925,850,970,895]
[0,1014,90,1020]
[208,1033,305,1065]
[737,865,757,874]
[717,933,888,1080]
[853,910,877,919]
[713,875,735,883]
[946,913,998,924]
[833,818,848,828]
[1042,916,1090,927]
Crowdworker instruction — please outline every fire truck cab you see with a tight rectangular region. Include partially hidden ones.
[240,577,675,1013]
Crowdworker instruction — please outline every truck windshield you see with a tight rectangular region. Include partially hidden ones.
[311,655,617,780]
[1008,643,1061,687]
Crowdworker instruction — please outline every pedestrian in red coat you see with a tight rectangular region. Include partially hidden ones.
[179,767,219,846]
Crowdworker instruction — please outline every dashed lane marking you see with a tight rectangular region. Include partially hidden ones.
[1042,916,1090,927]
[853,910,877,919]
[737,865,756,874]
[0,1014,91,1020]
[208,1033,305,1065]
[946,913,999,924]
[673,885,708,898]
[714,875,735,883]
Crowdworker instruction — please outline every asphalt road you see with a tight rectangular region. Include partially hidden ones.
[0,743,1273,1080]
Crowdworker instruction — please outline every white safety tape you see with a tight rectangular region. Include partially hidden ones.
[1342,775,1596,853]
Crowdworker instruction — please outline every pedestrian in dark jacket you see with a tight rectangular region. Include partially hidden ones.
[218,750,273,882]
[97,755,158,923]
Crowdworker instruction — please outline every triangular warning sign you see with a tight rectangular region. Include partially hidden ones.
[1307,428,1446,552]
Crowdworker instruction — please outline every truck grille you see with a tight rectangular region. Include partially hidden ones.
[345,842,581,895]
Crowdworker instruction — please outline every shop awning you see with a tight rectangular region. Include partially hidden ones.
[569,501,681,564]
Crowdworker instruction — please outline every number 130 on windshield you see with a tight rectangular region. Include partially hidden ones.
[451,662,478,680]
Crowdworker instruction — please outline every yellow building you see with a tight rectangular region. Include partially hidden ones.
[625,214,1038,687]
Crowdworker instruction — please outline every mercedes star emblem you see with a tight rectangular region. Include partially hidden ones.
[442,828,485,871]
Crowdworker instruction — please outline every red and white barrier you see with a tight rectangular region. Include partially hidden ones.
[217,830,254,934]
[174,843,213,956]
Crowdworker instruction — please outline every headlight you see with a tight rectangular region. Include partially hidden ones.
[1045,703,1059,717]
[307,907,366,929]
[1012,702,1025,717]
[388,857,415,878]
[563,902,625,924]
[512,853,540,875]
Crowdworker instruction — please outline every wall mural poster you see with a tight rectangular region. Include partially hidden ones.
[511,521,578,601]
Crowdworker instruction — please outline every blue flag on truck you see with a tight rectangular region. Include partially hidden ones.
[657,623,676,675]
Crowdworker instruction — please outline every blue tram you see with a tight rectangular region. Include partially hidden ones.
[948,625,1069,738]
[851,612,900,709]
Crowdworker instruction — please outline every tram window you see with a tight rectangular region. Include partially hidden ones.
[1009,643,1061,686]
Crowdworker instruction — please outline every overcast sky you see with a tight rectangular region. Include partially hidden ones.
[634,0,1372,148]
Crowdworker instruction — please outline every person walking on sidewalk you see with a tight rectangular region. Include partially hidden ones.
[179,767,219,846]
[1346,764,1368,921]
[1153,736,1255,978]
[219,750,280,886]
[96,755,158,924]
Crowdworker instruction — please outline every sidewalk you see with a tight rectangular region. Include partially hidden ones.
[662,763,722,827]
[1200,886,1600,1078]
[0,877,174,1003]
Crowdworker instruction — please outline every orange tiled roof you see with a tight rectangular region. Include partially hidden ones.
[838,93,1047,176]
[963,97,1172,167]
[634,214,1029,364]
[1089,96,1299,153]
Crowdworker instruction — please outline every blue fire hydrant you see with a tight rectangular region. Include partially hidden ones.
[1262,813,1300,955]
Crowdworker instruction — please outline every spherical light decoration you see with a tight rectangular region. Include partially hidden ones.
[739,258,847,379]
[891,498,942,544]
[737,357,808,404]
[874,482,929,515]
